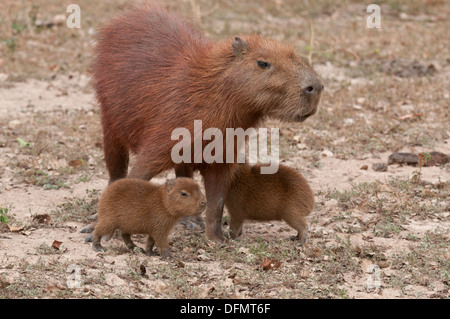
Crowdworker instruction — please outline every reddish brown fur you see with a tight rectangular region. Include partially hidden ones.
[225,164,315,244]
[92,3,323,241]
[92,177,206,259]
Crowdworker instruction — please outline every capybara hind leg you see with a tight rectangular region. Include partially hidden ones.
[92,221,115,250]
[103,134,129,184]
[127,154,160,181]
[92,235,107,252]
[284,215,308,245]
[122,233,145,253]
[229,217,244,239]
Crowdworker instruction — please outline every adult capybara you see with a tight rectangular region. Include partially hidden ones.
[225,164,315,245]
[92,3,323,242]
[92,177,206,259]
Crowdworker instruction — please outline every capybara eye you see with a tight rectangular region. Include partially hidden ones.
[257,60,271,69]
[180,191,188,197]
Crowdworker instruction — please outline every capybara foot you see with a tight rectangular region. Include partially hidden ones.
[290,227,308,246]
[206,224,225,242]
[160,249,173,260]
[87,213,98,221]
[146,249,157,257]
[85,234,111,243]
[132,247,146,254]
[229,228,242,240]
[93,242,107,252]
[80,224,95,233]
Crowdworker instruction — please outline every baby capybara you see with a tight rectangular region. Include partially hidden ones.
[92,3,323,242]
[225,164,314,245]
[92,178,206,259]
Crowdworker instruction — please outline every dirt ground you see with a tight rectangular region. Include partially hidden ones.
[0,0,449,299]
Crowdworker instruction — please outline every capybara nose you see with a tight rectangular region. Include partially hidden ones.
[303,82,324,95]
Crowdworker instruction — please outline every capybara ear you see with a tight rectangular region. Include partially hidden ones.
[232,37,249,57]
[165,179,176,191]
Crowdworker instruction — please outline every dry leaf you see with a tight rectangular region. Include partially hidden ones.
[261,257,281,271]
[68,159,83,168]
[272,260,281,269]
[307,247,322,258]
[261,257,272,271]
[8,225,24,233]
[397,113,422,121]
[52,240,63,250]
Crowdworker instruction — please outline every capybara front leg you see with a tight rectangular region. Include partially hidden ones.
[202,167,234,242]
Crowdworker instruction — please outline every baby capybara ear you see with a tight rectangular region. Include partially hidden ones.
[232,37,249,57]
[165,179,176,191]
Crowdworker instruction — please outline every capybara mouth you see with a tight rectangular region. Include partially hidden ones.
[196,205,206,215]
[294,109,317,122]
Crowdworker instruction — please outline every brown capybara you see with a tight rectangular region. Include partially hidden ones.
[225,164,315,245]
[92,3,323,242]
[92,177,206,259]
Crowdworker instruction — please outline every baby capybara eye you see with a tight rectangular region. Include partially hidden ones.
[257,60,271,69]
[180,191,188,197]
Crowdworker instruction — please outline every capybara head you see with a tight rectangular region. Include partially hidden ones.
[163,177,206,216]
[227,35,323,122]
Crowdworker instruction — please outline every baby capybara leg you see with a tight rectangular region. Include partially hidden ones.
[146,236,156,256]
[283,215,309,245]
[229,217,244,239]
[92,234,107,252]
[153,235,171,260]
[121,233,145,253]
[92,221,115,251]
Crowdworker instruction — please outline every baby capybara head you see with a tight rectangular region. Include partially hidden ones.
[228,35,323,122]
[163,177,206,217]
